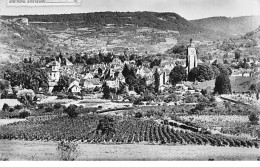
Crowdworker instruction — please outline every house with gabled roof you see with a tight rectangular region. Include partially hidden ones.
[83,73,94,80]
[68,79,81,93]
[81,78,102,89]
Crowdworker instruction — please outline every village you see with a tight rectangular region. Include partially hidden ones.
[1,10,260,161]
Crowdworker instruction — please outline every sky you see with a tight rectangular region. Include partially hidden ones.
[0,0,260,20]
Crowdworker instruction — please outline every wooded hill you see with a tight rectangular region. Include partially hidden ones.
[191,16,260,36]
[3,12,204,34]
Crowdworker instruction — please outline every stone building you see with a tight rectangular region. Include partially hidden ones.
[186,39,198,73]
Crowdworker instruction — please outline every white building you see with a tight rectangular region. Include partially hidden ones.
[46,61,60,82]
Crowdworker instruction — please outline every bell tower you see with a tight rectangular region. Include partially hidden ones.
[186,39,198,73]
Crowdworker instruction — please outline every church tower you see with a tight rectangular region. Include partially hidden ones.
[186,39,198,73]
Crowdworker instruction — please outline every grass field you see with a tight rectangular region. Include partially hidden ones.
[0,140,259,161]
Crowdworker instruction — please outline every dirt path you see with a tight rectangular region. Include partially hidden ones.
[0,140,259,161]
[0,119,26,126]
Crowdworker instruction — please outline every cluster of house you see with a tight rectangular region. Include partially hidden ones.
[43,39,202,98]
[44,55,181,94]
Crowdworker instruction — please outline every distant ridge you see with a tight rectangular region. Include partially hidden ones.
[191,16,260,35]
[3,12,204,34]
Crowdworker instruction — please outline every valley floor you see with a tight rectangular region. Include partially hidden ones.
[0,140,259,161]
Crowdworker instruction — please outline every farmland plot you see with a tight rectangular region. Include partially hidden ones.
[0,115,258,148]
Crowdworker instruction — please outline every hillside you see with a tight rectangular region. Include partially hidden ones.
[191,16,260,36]
[0,17,50,65]
[245,25,260,38]
[3,12,204,35]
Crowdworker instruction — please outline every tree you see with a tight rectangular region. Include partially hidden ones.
[0,79,9,98]
[169,66,187,85]
[4,63,48,93]
[122,64,130,78]
[98,68,103,75]
[16,89,36,106]
[249,112,259,125]
[214,73,232,95]
[188,67,199,81]
[196,65,214,82]
[64,104,78,118]
[154,68,160,93]
[102,82,111,99]
[150,59,161,68]
[224,64,232,75]
[23,58,28,63]
[57,75,71,92]
[211,65,220,78]
[235,51,241,60]
[216,63,231,76]
[249,84,258,93]
[2,103,9,112]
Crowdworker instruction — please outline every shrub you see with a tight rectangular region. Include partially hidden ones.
[57,141,80,161]
[2,103,10,112]
[9,107,14,112]
[135,112,143,118]
[249,113,259,125]
[37,104,45,110]
[18,109,31,118]
[14,104,23,110]
[16,89,35,106]
[54,103,62,109]
[45,107,54,113]
[64,105,78,118]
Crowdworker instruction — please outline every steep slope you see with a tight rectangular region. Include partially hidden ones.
[3,12,204,34]
[0,17,50,65]
[245,25,260,38]
[191,16,260,35]
[0,17,49,50]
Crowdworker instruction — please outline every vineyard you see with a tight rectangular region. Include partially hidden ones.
[0,115,258,148]
[179,115,258,137]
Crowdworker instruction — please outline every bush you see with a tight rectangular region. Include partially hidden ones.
[45,106,54,113]
[54,103,62,109]
[16,89,35,106]
[14,104,23,110]
[37,104,45,110]
[57,141,80,161]
[2,103,10,112]
[9,107,14,112]
[18,109,31,118]
[135,112,143,118]
[249,113,259,125]
[64,105,78,118]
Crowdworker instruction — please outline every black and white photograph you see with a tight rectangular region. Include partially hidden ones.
[0,0,260,161]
